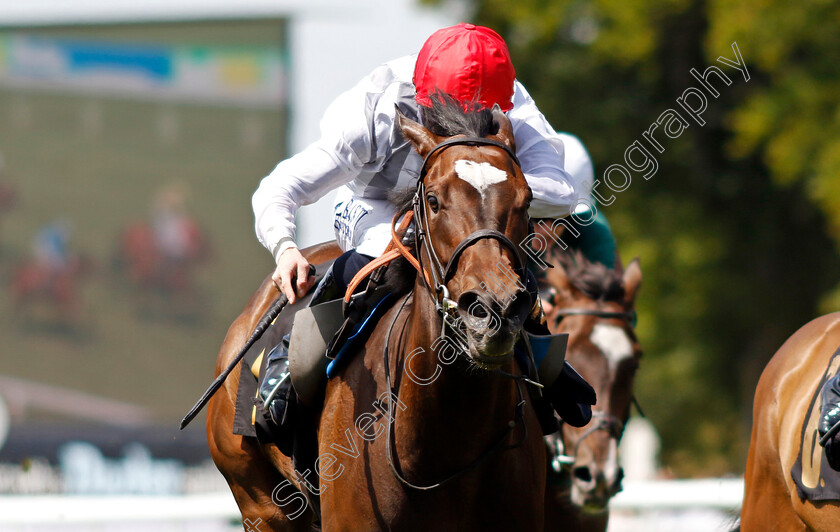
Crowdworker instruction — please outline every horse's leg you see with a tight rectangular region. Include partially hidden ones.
[206,244,341,530]
[741,424,807,531]
[206,262,340,531]
[207,393,313,531]
[741,340,808,532]
[544,480,608,532]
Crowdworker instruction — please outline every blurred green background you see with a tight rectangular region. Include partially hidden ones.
[435,0,840,476]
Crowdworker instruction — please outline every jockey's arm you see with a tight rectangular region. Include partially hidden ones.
[507,82,592,220]
[512,94,618,269]
[252,82,379,302]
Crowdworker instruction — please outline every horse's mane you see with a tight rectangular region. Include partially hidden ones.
[382,93,499,297]
[553,248,625,303]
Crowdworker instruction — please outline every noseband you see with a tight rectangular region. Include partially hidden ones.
[382,135,535,491]
[412,136,527,323]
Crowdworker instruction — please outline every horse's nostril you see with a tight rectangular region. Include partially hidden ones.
[457,291,480,313]
[573,466,593,483]
[471,302,488,319]
[503,289,531,323]
[458,291,493,324]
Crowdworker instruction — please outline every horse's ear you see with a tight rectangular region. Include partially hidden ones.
[396,106,442,157]
[622,257,642,306]
[491,104,515,151]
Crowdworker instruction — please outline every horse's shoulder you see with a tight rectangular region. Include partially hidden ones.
[775,313,840,367]
[216,273,277,372]
[753,313,840,424]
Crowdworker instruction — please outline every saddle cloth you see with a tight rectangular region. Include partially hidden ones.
[232,295,302,439]
[233,273,391,438]
[791,344,840,501]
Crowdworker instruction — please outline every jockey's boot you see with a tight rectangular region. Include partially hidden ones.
[546,363,595,427]
[523,280,596,429]
[819,374,840,471]
[258,335,295,435]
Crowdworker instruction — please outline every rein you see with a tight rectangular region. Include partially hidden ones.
[382,294,528,491]
[413,136,527,321]
[379,135,535,491]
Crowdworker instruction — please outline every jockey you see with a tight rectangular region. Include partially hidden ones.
[252,23,615,434]
[548,132,617,269]
[33,220,73,274]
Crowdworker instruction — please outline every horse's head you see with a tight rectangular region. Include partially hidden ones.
[543,250,642,511]
[397,96,532,369]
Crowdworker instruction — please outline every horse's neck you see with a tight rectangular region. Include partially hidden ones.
[392,283,519,459]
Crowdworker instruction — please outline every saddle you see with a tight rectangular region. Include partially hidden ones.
[791,344,840,502]
[233,252,582,444]
[232,257,394,440]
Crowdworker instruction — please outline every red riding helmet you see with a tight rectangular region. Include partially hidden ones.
[413,23,516,112]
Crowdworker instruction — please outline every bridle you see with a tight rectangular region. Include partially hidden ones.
[383,134,536,491]
[379,135,533,359]
[549,306,641,488]
[412,137,527,327]
[552,306,637,328]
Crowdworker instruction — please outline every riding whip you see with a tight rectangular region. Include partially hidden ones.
[179,293,288,430]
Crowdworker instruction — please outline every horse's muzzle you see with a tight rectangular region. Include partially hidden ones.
[570,463,624,512]
[455,288,531,366]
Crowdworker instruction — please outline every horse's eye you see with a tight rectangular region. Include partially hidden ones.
[427,195,440,213]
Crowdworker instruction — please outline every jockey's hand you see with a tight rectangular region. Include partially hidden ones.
[273,247,315,304]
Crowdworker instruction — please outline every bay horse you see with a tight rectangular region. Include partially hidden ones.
[741,312,840,531]
[207,98,546,530]
[540,247,642,531]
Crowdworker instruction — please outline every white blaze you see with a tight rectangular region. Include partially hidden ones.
[604,437,620,486]
[454,160,507,199]
[590,324,634,371]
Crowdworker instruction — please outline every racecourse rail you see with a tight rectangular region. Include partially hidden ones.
[0,478,743,524]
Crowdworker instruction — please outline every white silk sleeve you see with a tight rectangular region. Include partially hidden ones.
[508,81,590,219]
[252,77,385,263]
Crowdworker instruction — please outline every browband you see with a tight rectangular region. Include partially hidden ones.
[419,136,520,182]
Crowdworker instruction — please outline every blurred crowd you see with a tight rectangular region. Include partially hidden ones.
[0,157,212,331]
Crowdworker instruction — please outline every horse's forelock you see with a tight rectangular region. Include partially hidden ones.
[420,91,498,139]
[555,249,625,303]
